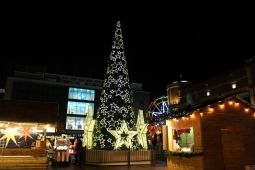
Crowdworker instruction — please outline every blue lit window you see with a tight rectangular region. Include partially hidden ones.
[68,88,95,101]
[66,116,85,130]
[67,101,94,115]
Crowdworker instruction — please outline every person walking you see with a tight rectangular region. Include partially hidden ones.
[74,137,82,165]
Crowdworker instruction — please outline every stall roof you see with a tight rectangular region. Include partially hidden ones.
[0,99,58,124]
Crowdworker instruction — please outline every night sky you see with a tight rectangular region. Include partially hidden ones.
[1,1,255,100]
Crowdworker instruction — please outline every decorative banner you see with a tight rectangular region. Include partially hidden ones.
[0,128,18,147]
[176,128,191,134]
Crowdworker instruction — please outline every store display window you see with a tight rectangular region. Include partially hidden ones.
[67,101,94,115]
[66,116,85,130]
[68,88,95,101]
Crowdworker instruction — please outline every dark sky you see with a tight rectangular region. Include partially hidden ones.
[1,1,255,100]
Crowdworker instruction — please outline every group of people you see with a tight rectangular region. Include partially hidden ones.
[62,136,82,165]
[46,136,82,165]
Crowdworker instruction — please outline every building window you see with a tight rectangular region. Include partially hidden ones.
[66,116,85,130]
[68,88,95,101]
[67,101,94,115]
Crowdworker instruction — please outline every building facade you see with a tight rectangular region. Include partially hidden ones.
[3,71,150,137]
[167,57,255,108]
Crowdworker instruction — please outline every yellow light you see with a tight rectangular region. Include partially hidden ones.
[200,112,203,116]
[206,90,210,96]
[245,107,249,111]
[232,82,236,89]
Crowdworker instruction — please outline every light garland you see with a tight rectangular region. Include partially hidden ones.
[92,20,137,150]
[155,95,255,122]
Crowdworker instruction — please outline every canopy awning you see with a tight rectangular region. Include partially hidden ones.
[176,128,191,134]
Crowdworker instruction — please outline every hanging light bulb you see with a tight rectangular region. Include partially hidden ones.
[231,82,237,89]
[206,90,210,96]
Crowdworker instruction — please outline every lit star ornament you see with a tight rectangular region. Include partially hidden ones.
[136,110,148,149]
[109,120,138,150]
[0,128,18,147]
[82,105,95,149]
[19,128,33,142]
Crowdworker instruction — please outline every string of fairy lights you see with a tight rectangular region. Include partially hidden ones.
[150,95,255,124]
[92,20,141,150]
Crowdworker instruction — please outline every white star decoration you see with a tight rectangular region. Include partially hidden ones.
[136,110,148,149]
[83,106,95,149]
[0,128,18,147]
[109,120,137,150]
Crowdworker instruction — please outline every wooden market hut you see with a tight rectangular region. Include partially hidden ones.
[0,99,58,169]
[166,95,255,170]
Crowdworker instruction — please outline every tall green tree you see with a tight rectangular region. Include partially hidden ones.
[93,19,137,150]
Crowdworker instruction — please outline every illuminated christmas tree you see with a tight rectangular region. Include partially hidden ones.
[92,19,138,150]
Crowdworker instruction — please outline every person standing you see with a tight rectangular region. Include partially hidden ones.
[74,137,82,165]
[46,139,52,150]
[152,134,157,150]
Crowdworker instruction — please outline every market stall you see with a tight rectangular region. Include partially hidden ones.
[0,99,58,169]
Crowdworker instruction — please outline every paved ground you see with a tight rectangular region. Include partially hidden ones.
[47,160,167,170]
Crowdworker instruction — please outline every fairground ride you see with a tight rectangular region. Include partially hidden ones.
[147,95,170,126]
